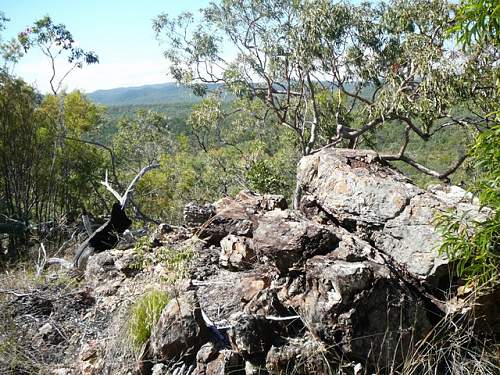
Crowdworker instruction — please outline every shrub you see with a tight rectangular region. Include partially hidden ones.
[436,124,499,286]
[131,236,154,270]
[128,290,170,348]
[157,243,195,283]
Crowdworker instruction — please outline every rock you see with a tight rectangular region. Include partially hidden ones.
[151,223,174,246]
[214,191,287,214]
[38,322,53,336]
[266,334,330,374]
[78,340,104,375]
[151,363,167,375]
[84,250,123,285]
[84,249,141,289]
[80,340,99,361]
[371,185,488,285]
[200,191,288,244]
[184,202,216,226]
[33,322,65,346]
[239,274,271,305]
[150,291,207,361]
[52,368,72,375]
[220,235,256,270]
[114,249,142,276]
[244,361,264,375]
[297,148,487,285]
[282,254,432,368]
[228,312,275,364]
[298,148,420,228]
[253,210,340,272]
[196,343,244,375]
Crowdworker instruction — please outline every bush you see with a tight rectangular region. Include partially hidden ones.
[128,290,170,348]
[157,243,195,283]
[436,124,499,286]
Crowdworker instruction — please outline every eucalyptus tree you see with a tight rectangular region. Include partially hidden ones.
[155,0,498,206]
[17,16,98,95]
[0,12,23,72]
[16,17,101,225]
[0,18,102,262]
[435,0,500,287]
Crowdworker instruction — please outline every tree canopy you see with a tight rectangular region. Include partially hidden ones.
[154,0,498,183]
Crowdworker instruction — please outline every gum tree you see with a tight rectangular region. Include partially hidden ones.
[18,16,98,95]
[154,0,498,206]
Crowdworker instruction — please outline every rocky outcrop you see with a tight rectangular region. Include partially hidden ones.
[140,148,487,374]
[5,148,494,375]
[297,148,486,286]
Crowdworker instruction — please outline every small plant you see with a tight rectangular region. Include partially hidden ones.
[131,236,154,270]
[128,289,170,348]
[157,240,196,283]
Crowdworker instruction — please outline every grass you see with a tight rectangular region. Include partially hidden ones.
[128,289,170,348]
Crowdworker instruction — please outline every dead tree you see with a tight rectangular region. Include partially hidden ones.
[72,163,159,269]
[17,163,158,272]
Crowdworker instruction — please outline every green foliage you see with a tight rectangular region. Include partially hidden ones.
[449,0,500,47]
[131,236,154,270]
[107,94,298,224]
[155,0,497,184]
[247,160,287,195]
[157,243,195,283]
[433,1,499,287]
[112,109,171,168]
[436,125,500,286]
[0,72,109,262]
[130,236,194,283]
[0,12,23,69]
[18,16,98,94]
[128,290,170,348]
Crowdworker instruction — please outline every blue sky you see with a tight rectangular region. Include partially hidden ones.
[0,0,211,92]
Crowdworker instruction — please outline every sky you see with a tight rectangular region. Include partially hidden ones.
[0,0,212,93]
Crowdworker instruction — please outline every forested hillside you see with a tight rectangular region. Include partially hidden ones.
[88,83,205,106]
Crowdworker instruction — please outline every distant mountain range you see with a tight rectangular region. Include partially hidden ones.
[87,81,370,107]
[87,83,202,106]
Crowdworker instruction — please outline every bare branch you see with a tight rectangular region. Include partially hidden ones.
[120,163,160,208]
[380,153,468,180]
[100,170,122,203]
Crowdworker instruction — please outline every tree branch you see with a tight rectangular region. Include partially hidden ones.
[380,153,467,180]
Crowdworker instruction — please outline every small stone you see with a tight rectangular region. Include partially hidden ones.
[220,235,256,270]
[151,363,166,375]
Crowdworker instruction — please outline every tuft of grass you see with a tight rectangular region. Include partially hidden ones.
[128,289,170,348]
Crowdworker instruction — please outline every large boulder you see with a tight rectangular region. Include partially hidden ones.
[297,149,421,228]
[297,148,486,284]
[297,254,432,365]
